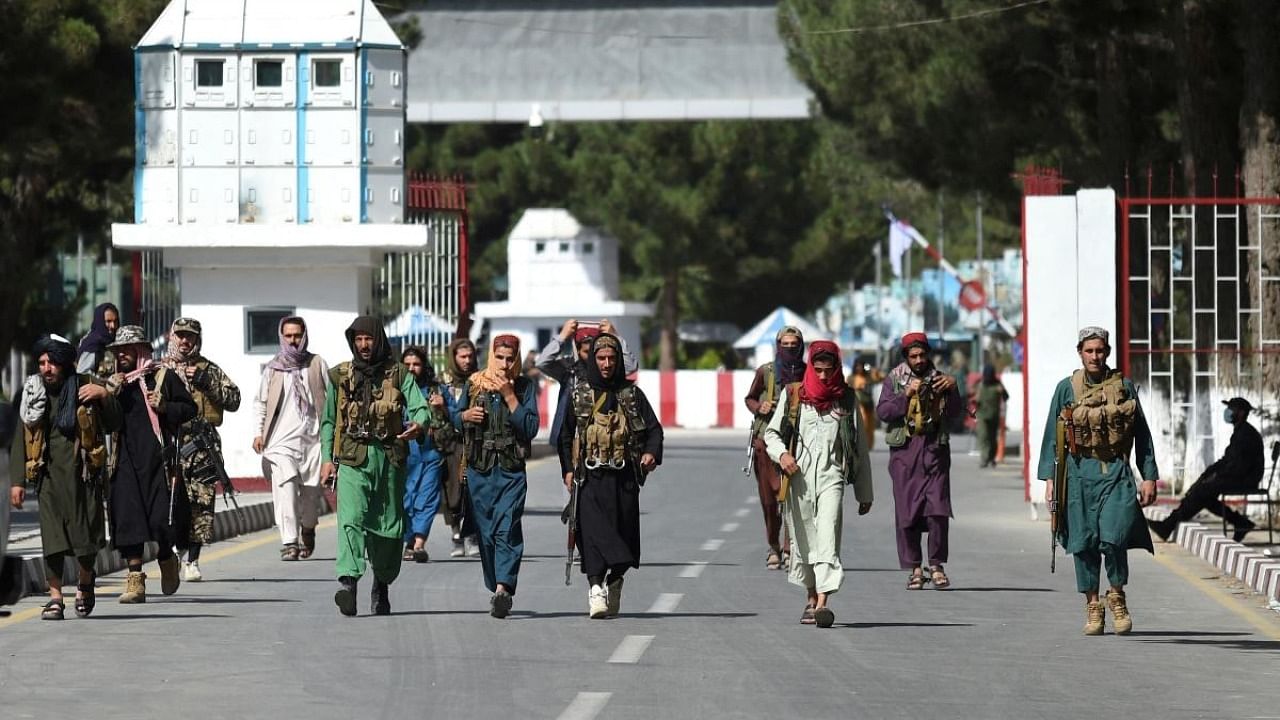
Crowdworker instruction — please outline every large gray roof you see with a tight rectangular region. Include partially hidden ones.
[403,1,813,123]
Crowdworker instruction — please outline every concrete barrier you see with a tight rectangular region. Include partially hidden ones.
[1143,505,1279,600]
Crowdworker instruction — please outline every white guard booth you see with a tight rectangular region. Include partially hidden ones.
[1022,189,1118,511]
[112,0,428,478]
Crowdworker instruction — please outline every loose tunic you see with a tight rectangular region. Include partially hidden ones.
[876,368,963,529]
[764,387,873,595]
[557,386,663,577]
[110,369,198,550]
[451,381,539,593]
[321,369,428,582]
[403,383,454,543]
[8,375,120,559]
[1036,375,1158,556]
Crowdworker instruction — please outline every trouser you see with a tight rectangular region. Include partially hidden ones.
[272,478,322,546]
[751,438,782,551]
[1165,472,1255,528]
[468,466,527,594]
[45,552,96,581]
[897,516,949,569]
[1073,542,1129,593]
[441,451,467,537]
[116,543,175,564]
[976,418,999,465]
[186,479,216,545]
[334,464,403,585]
[403,456,443,545]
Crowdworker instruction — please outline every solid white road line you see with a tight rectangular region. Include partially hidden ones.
[701,539,725,551]
[608,635,656,664]
[679,562,708,578]
[557,692,613,720]
[734,507,750,518]
[646,593,683,614]
[720,522,740,533]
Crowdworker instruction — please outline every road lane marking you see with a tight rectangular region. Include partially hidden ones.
[646,593,682,614]
[557,692,612,720]
[733,508,750,518]
[678,562,708,578]
[1152,549,1280,641]
[608,634,655,664]
[720,522,740,533]
[700,539,724,551]
[745,495,757,505]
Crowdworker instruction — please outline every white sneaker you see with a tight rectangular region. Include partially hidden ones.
[588,585,608,619]
[606,576,623,617]
[464,537,480,557]
[450,542,464,558]
[183,561,203,582]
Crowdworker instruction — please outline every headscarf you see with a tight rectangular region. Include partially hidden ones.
[77,302,119,356]
[165,317,203,364]
[270,316,316,417]
[32,335,79,439]
[114,332,164,443]
[799,339,846,413]
[901,332,930,355]
[471,334,521,393]
[774,325,805,385]
[344,316,394,411]
[445,338,477,382]
[582,333,629,393]
[403,347,436,388]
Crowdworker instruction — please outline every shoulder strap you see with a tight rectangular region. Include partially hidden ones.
[763,362,776,404]
[786,382,803,427]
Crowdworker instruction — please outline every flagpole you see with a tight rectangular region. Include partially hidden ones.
[937,192,944,341]
[905,233,913,332]
[874,240,883,369]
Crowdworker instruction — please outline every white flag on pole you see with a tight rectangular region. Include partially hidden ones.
[888,219,925,277]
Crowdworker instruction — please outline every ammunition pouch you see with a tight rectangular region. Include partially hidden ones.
[1069,370,1136,460]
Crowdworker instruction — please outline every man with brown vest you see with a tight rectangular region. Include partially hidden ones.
[253,317,330,561]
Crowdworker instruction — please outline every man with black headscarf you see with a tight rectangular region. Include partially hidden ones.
[9,335,119,620]
[76,302,121,377]
[400,346,451,562]
[320,316,427,616]
[743,326,806,570]
[559,333,662,618]
[439,337,478,558]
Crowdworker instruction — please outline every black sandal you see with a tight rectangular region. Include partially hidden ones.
[75,577,97,618]
[800,604,816,625]
[41,599,65,621]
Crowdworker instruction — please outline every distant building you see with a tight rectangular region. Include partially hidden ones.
[474,209,652,361]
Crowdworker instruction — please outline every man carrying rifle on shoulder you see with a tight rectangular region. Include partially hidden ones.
[1037,326,1159,636]
[162,318,241,582]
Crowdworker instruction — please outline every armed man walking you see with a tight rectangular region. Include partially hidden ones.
[559,333,663,619]
[253,316,330,561]
[1038,326,1159,636]
[877,332,963,590]
[162,317,241,581]
[106,325,198,603]
[453,335,539,619]
[8,336,119,620]
[400,347,452,563]
[320,317,427,616]
[743,326,805,571]
[440,338,478,558]
[538,318,639,455]
[763,340,872,628]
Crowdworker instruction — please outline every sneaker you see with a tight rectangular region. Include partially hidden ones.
[490,589,513,619]
[183,561,203,582]
[1084,600,1105,636]
[1105,589,1132,635]
[605,576,624,617]
[450,541,465,558]
[588,585,608,619]
[158,555,181,596]
[1233,521,1256,543]
[464,536,480,557]
[335,576,358,617]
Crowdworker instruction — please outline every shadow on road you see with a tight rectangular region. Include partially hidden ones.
[1131,635,1279,652]
[945,587,1056,593]
[162,597,300,604]
[835,621,974,629]
[95,613,230,620]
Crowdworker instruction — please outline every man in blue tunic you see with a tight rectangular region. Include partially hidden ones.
[1038,326,1159,636]
[453,335,539,618]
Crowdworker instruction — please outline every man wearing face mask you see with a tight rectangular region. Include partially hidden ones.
[1149,397,1262,543]
[1038,326,1159,636]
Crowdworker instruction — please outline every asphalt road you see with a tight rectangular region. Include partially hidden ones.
[1,431,1278,720]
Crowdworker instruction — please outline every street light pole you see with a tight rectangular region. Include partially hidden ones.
[976,193,985,367]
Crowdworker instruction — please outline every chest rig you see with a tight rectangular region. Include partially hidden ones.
[463,378,531,473]
[330,362,408,467]
[1066,369,1137,462]
[570,379,646,470]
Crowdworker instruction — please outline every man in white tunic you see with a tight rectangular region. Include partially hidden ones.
[253,317,330,560]
[764,339,873,628]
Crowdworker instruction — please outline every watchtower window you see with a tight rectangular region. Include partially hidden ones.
[255,60,283,88]
[196,59,224,87]
[313,60,342,88]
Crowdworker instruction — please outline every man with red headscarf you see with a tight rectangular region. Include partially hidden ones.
[876,332,962,590]
[452,334,539,618]
[764,340,873,629]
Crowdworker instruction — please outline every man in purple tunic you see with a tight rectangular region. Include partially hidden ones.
[876,332,962,590]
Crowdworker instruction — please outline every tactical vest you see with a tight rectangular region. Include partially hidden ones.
[884,370,949,448]
[463,377,532,473]
[22,374,108,486]
[570,379,647,470]
[186,359,226,427]
[749,362,779,438]
[329,361,409,467]
[777,382,861,480]
[1067,369,1137,461]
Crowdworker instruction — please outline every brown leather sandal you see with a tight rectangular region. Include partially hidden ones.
[907,569,926,590]
[930,566,951,590]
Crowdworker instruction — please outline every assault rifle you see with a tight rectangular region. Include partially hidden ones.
[563,419,588,586]
[181,418,238,509]
[742,432,756,476]
[1049,404,1077,573]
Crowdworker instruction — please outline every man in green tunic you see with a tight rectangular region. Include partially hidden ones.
[8,335,119,620]
[320,316,427,617]
[1037,326,1158,636]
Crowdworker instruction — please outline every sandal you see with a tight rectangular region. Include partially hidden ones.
[800,604,816,625]
[299,528,316,559]
[907,569,926,590]
[280,544,300,562]
[766,549,782,570]
[930,566,951,590]
[41,599,65,621]
[75,576,97,618]
[403,546,415,562]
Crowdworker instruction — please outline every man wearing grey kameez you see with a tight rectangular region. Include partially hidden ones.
[765,340,872,629]
[1038,326,1158,636]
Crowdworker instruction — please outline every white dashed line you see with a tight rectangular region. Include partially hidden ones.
[557,692,612,720]
[734,508,750,518]
[678,562,708,578]
[719,522,740,533]
[701,539,724,551]
[646,593,683,614]
[745,494,757,504]
[608,634,655,664]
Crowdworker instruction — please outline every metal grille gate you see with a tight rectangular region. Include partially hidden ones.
[133,250,182,346]
[1121,191,1280,490]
